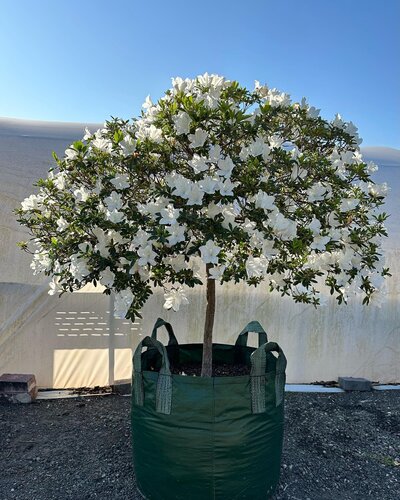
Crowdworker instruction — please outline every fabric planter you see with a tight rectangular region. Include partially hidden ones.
[131,318,287,500]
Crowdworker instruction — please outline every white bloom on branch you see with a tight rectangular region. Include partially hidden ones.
[100,267,115,288]
[208,264,226,280]
[340,198,359,212]
[130,229,150,249]
[73,186,90,203]
[188,128,208,148]
[166,224,186,245]
[159,204,181,225]
[48,171,67,190]
[199,240,222,264]
[253,191,276,211]
[21,194,42,211]
[92,137,113,153]
[188,154,209,173]
[165,255,186,272]
[163,286,189,312]
[199,176,218,194]
[56,217,68,231]
[48,277,63,296]
[120,135,137,155]
[306,182,332,202]
[65,146,78,161]
[308,218,321,235]
[137,124,163,143]
[30,252,52,275]
[248,137,270,160]
[246,255,269,278]
[310,235,330,251]
[104,191,123,211]
[110,174,130,190]
[217,156,235,178]
[114,289,134,319]
[218,178,237,196]
[188,185,205,205]
[70,254,90,281]
[208,144,222,162]
[269,135,284,149]
[137,244,157,266]
[173,111,191,135]
[142,95,153,110]
[269,212,297,240]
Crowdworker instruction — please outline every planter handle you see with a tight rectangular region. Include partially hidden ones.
[235,321,268,347]
[133,336,172,415]
[250,342,287,412]
[151,317,179,346]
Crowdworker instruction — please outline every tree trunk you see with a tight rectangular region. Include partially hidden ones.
[201,263,215,377]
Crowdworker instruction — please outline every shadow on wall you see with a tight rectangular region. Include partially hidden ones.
[0,283,141,388]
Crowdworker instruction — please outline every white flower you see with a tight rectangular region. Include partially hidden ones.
[70,254,90,281]
[48,277,63,296]
[188,154,209,173]
[137,244,157,266]
[306,182,331,202]
[199,176,218,194]
[105,209,124,223]
[21,194,42,211]
[48,171,67,190]
[166,224,186,245]
[92,137,113,153]
[73,187,90,203]
[56,217,68,231]
[173,111,191,135]
[269,212,297,240]
[30,252,52,275]
[221,205,238,230]
[209,264,226,280]
[130,229,151,249]
[208,144,222,162]
[137,124,163,143]
[248,137,270,160]
[165,255,186,272]
[120,135,136,155]
[92,227,111,257]
[246,255,269,278]
[110,174,130,190]
[65,146,78,161]
[104,191,123,211]
[138,197,169,217]
[340,198,359,212]
[310,235,330,251]
[142,95,153,110]
[199,240,221,264]
[114,289,134,319]
[188,128,208,148]
[160,204,181,225]
[369,182,389,197]
[308,218,321,235]
[167,173,192,198]
[218,178,236,196]
[269,135,284,149]
[217,156,235,178]
[186,184,204,205]
[163,286,189,312]
[100,267,115,288]
[266,88,291,107]
[253,191,276,211]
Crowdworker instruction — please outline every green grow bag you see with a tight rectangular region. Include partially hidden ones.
[131,318,287,500]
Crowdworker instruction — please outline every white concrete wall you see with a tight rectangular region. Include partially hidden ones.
[1,118,399,387]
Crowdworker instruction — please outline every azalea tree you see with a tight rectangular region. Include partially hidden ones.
[17,74,389,376]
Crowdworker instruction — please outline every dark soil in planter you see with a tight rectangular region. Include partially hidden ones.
[170,362,250,376]
[1,391,399,499]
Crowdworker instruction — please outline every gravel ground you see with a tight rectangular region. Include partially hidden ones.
[1,391,399,500]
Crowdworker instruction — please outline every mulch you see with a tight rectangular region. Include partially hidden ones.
[1,391,399,499]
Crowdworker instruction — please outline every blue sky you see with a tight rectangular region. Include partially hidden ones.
[1,0,399,147]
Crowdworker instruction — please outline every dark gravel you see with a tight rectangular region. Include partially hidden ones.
[1,391,399,500]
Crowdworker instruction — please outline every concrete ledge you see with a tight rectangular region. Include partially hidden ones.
[0,373,38,403]
[338,377,372,391]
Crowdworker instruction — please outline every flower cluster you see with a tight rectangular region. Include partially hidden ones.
[17,74,389,320]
